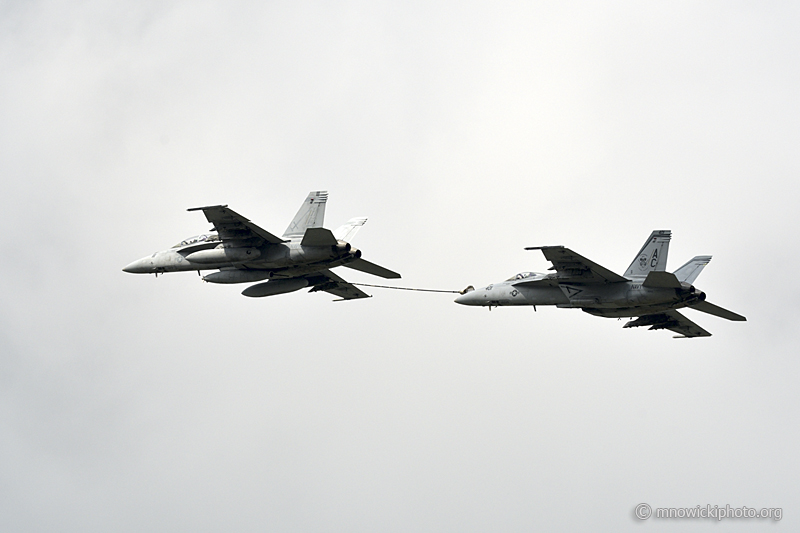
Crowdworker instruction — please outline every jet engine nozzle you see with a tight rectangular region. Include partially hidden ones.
[332,241,352,254]
[695,290,706,302]
[680,282,706,302]
[350,248,362,259]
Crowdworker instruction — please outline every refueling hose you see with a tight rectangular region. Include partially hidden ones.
[351,283,473,295]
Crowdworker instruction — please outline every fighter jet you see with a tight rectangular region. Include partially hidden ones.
[454,230,745,337]
[123,191,400,300]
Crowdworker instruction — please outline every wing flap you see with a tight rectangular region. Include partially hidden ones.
[525,246,628,284]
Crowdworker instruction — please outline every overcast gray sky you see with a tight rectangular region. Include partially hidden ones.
[1,1,798,531]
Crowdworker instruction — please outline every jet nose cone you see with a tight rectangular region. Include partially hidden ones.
[123,258,149,274]
[455,287,478,305]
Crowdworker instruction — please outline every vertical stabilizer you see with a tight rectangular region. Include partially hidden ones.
[283,191,328,239]
[673,255,712,284]
[333,217,367,242]
[624,230,671,279]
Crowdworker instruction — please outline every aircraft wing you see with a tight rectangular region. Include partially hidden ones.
[187,205,286,245]
[526,246,628,284]
[624,310,712,338]
[306,270,371,301]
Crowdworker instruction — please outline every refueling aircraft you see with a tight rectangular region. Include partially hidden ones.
[455,230,745,337]
[123,191,399,300]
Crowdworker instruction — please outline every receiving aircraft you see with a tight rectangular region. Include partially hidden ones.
[123,191,400,300]
[454,230,745,337]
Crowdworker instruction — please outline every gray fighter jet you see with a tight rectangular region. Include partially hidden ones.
[455,230,745,337]
[123,191,399,300]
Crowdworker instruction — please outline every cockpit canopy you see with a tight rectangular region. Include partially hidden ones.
[505,271,542,281]
[172,233,219,248]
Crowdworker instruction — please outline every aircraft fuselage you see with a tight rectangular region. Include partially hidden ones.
[454,278,706,318]
[122,240,361,280]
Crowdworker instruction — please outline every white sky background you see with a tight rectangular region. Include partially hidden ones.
[1,1,798,531]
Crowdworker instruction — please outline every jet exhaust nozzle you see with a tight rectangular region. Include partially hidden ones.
[241,278,309,298]
[333,241,352,254]
[682,283,706,303]
[696,290,706,302]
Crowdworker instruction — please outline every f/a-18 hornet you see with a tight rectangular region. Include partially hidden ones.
[455,231,745,337]
[123,191,400,300]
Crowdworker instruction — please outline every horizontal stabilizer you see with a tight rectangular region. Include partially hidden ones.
[688,301,746,321]
[301,227,338,246]
[642,271,682,288]
[334,217,367,242]
[343,258,401,279]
